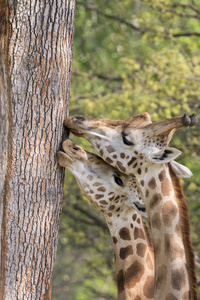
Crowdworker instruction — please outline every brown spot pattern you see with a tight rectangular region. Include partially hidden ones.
[99,200,108,205]
[158,170,166,182]
[108,205,115,211]
[149,193,162,209]
[151,212,161,229]
[143,275,154,299]
[124,261,144,289]
[106,145,115,153]
[164,234,184,261]
[171,267,186,291]
[106,157,113,164]
[95,194,104,200]
[127,156,137,166]
[120,153,125,159]
[162,201,178,227]
[156,264,167,290]
[99,149,104,156]
[161,177,172,196]
[112,236,118,244]
[166,293,178,300]
[134,297,141,300]
[87,175,93,181]
[117,161,126,173]
[132,214,137,221]
[119,245,133,260]
[93,182,102,186]
[97,186,106,192]
[140,180,145,186]
[117,269,125,294]
[114,195,120,201]
[148,177,156,189]
[134,227,145,240]
[136,243,147,257]
[119,227,131,241]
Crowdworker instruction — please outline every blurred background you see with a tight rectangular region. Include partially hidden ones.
[52,0,200,298]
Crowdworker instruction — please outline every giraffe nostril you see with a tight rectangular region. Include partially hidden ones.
[74,115,87,122]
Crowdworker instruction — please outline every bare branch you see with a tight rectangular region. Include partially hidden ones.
[168,10,199,19]
[76,2,200,39]
[76,1,145,33]
[172,3,200,14]
[73,70,124,82]
[73,203,108,230]
[173,32,200,37]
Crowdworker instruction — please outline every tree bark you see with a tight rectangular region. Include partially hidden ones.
[0,0,75,299]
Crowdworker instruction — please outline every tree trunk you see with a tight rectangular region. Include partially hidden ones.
[0,0,75,299]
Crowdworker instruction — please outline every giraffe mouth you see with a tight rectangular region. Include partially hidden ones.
[69,128,111,141]
[57,151,73,167]
[57,139,83,167]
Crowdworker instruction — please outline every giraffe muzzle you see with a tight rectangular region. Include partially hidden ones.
[182,114,198,127]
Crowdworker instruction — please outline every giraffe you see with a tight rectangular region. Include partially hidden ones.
[57,139,155,300]
[64,113,198,300]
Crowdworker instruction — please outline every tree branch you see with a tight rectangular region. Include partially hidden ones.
[73,70,124,82]
[173,32,200,37]
[73,203,108,230]
[168,10,199,19]
[171,3,200,14]
[86,285,116,300]
[76,1,145,33]
[77,2,200,39]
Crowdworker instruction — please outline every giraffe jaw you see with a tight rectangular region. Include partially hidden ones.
[57,151,73,167]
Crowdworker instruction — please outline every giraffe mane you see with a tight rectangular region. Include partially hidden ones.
[169,165,197,299]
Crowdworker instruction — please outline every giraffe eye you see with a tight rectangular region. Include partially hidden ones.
[122,135,134,146]
[73,146,80,151]
[114,175,124,187]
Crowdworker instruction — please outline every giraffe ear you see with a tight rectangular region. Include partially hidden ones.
[149,147,182,164]
[169,161,193,178]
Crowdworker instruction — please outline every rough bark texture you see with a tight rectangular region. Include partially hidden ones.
[0,0,76,299]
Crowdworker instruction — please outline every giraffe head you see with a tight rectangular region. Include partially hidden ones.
[57,139,147,217]
[64,113,197,176]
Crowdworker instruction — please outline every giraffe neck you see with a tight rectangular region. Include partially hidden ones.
[169,166,197,299]
[105,207,154,300]
[138,163,196,300]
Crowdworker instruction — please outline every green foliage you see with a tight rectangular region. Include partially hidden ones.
[53,1,200,298]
